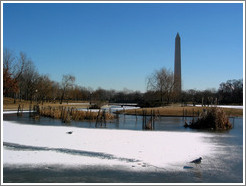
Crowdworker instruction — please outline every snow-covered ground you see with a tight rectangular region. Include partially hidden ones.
[188,104,243,109]
[67,102,90,105]
[78,105,140,113]
[3,110,32,114]
[3,119,216,172]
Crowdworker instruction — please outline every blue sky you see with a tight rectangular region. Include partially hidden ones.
[3,2,244,92]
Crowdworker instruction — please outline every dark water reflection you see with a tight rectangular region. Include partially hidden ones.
[3,112,243,135]
[3,112,244,183]
[2,112,206,131]
[3,164,240,183]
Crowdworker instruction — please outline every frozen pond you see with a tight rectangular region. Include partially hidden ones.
[2,112,244,183]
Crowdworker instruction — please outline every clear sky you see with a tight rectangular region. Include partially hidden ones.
[3,2,244,92]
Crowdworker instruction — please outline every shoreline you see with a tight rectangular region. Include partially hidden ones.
[3,104,243,116]
[121,106,243,117]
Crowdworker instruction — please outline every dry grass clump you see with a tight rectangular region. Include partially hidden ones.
[39,106,115,123]
[122,106,242,117]
[185,107,232,130]
[122,107,202,117]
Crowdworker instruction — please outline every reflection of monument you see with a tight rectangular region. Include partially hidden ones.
[174,33,181,94]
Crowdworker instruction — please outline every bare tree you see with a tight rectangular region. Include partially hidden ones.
[18,59,40,103]
[50,81,60,103]
[3,49,29,103]
[60,74,75,104]
[3,49,17,96]
[14,52,27,80]
[218,79,243,104]
[147,68,174,105]
[3,48,15,72]
[36,75,53,104]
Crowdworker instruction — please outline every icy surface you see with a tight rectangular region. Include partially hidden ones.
[3,121,215,171]
[3,111,31,114]
[188,104,243,109]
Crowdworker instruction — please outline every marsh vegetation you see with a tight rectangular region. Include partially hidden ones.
[184,107,233,130]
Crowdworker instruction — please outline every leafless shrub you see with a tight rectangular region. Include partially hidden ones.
[187,107,232,130]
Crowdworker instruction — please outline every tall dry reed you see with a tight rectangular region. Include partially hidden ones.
[187,107,232,130]
[39,106,115,123]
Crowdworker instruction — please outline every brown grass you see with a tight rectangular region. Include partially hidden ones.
[187,107,233,130]
[39,106,115,123]
[121,106,243,117]
[3,97,90,110]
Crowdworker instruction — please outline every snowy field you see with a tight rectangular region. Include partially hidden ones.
[3,111,31,114]
[188,104,243,109]
[3,120,215,172]
[78,105,140,113]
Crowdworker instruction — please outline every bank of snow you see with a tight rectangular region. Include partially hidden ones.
[3,121,215,171]
[188,104,243,109]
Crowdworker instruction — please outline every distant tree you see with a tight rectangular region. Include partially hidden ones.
[36,75,53,104]
[50,82,60,102]
[181,89,218,106]
[147,68,175,105]
[140,90,160,107]
[69,85,82,101]
[3,69,18,96]
[129,91,143,104]
[60,74,75,104]
[93,87,110,102]
[18,59,40,103]
[15,52,28,79]
[80,87,92,101]
[180,89,197,105]
[186,89,197,105]
[218,79,243,104]
[3,49,31,103]
[3,49,18,96]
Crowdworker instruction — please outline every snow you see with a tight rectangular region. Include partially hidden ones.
[215,105,243,109]
[68,102,89,105]
[3,110,31,114]
[188,104,243,109]
[78,105,140,113]
[3,120,216,171]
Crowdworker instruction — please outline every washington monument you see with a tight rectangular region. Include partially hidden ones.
[174,33,181,95]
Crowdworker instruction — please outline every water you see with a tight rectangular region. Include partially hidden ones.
[3,112,199,131]
[3,112,244,183]
[3,164,241,183]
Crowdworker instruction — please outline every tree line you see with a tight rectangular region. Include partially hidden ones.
[3,49,143,105]
[145,67,243,106]
[3,49,243,106]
